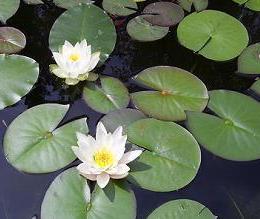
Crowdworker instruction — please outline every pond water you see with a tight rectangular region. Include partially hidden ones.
[0,0,260,218]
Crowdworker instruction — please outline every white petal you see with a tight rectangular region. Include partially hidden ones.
[53,52,66,69]
[65,78,79,85]
[51,66,68,78]
[96,122,107,141]
[77,163,102,175]
[119,150,142,164]
[107,164,130,175]
[62,41,74,55]
[71,146,86,162]
[97,172,110,188]
[87,52,100,72]
[81,173,97,181]
[110,173,129,179]
[113,126,123,138]
[77,133,95,148]
[112,135,127,160]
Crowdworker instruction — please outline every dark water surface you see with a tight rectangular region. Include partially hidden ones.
[1,0,260,218]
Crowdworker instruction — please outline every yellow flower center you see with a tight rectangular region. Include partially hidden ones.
[94,148,114,168]
[69,53,80,62]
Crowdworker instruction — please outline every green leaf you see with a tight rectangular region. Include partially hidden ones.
[237,43,260,75]
[83,77,130,114]
[148,199,216,219]
[41,168,137,219]
[131,66,208,121]
[53,0,92,9]
[177,10,249,61]
[250,79,260,96]
[232,0,260,11]
[186,90,260,161]
[0,54,39,110]
[49,4,117,63]
[3,104,88,173]
[127,118,201,192]
[0,0,20,23]
[178,0,208,12]
[102,0,138,16]
[127,15,169,42]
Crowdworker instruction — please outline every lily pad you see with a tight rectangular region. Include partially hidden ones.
[186,90,260,161]
[143,2,184,27]
[131,66,208,121]
[0,0,20,23]
[127,118,201,192]
[177,10,249,61]
[0,54,39,110]
[178,0,208,12]
[49,4,117,63]
[238,43,260,75]
[0,27,26,54]
[53,0,92,9]
[127,15,169,42]
[148,199,216,219]
[250,79,260,96]
[232,0,260,11]
[102,0,138,16]
[83,77,130,114]
[3,104,88,173]
[41,168,137,219]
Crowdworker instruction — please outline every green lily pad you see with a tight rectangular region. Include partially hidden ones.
[127,118,201,192]
[0,0,20,23]
[127,15,169,42]
[238,43,260,75]
[250,79,260,96]
[53,0,92,9]
[177,10,249,61]
[0,54,39,110]
[0,27,26,54]
[49,4,116,63]
[186,90,260,161]
[83,77,130,114]
[131,66,208,121]
[178,0,208,12]
[41,168,137,219]
[232,0,260,11]
[3,104,88,173]
[148,199,216,219]
[143,2,184,27]
[102,0,138,16]
[101,108,146,133]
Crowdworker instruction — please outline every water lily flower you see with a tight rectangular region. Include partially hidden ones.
[51,39,100,85]
[72,122,142,188]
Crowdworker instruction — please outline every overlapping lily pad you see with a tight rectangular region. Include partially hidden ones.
[127,118,201,192]
[83,77,130,114]
[102,0,138,16]
[53,0,92,9]
[177,10,249,61]
[148,199,216,219]
[0,0,20,23]
[250,80,260,96]
[0,54,39,109]
[178,0,208,12]
[3,104,88,173]
[41,168,137,219]
[127,15,169,42]
[49,4,117,63]
[232,0,260,11]
[131,66,208,121]
[187,90,260,161]
[238,43,260,75]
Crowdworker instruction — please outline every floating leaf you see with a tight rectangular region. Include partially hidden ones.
[53,0,92,9]
[102,0,138,16]
[237,43,260,75]
[0,0,20,23]
[232,0,260,11]
[143,2,184,27]
[177,10,249,61]
[127,118,201,192]
[0,27,26,54]
[41,168,137,219]
[49,4,117,63]
[187,90,260,161]
[127,15,169,42]
[178,0,208,12]
[250,79,260,96]
[148,199,216,219]
[0,54,39,109]
[83,77,130,114]
[131,66,208,121]
[4,104,88,173]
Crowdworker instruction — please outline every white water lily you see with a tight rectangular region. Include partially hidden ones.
[51,39,100,85]
[72,122,142,188]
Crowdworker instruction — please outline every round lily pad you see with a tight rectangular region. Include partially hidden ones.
[127,118,201,192]
[53,0,92,9]
[102,0,138,16]
[131,66,208,121]
[3,104,88,173]
[0,54,39,110]
[238,43,260,75]
[148,199,216,219]
[41,168,137,219]
[83,77,130,114]
[49,4,117,63]
[143,2,184,27]
[0,0,20,23]
[127,15,169,42]
[178,0,208,12]
[0,27,26,54]
[186,90,260,161]
[250,80,260,96]
[177,10,249,61]
[101,108,146,133]
[232,0,260,11]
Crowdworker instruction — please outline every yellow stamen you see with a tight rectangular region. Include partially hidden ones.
[94,148,114,168]
[69,53,80,62]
